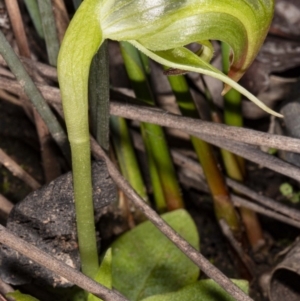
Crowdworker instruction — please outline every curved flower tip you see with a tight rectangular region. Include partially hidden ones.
[222,0,275,93]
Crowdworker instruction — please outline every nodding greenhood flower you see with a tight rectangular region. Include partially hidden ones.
[57,0,280,277]
[58,0,281,143]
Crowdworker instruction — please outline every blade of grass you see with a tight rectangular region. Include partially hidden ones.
[120,41,184,212]
[5,1,63,183]
[110,115,149,222]
[0,30,70,161]
[24,0,44,38]
[37,0,60,66]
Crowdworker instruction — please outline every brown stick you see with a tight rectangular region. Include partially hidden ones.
[4,0,30,57]
[0,194,13,221]
[0,148,41,190]
[52,0,69,43]
[0,225,128,301]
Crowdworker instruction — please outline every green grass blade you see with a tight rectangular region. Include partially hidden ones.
[110,115,149,205]
[0,29,70,160]
[24,0,44,38]
[120,41,184,212]
[37,0,60,66]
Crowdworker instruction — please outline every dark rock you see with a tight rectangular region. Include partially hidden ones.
[0,161,117,287]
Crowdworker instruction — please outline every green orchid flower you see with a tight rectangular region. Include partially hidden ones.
[57,0,279,277]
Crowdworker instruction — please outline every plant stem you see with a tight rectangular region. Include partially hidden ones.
[166,72,241,234]
[110,115,149,222]
[71,140,98,276]
[221,42,264,249]
[120,41,184,212]
[37,0,60,66]
[57,0,103,277]
[24,0,44,38]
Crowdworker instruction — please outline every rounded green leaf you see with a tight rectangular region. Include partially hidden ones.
[141,279,249,301]
[112,209,200,301]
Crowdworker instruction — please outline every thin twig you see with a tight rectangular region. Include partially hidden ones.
[4,0,31,57]
[1,75,300,156]
[197,133,300,182]
[172,150,300,222]
[33,109,61,183]
[90,137,253,301]
[227,179,300,222]
[0,148,41,190]
[110,101,300,154]
[52,0,69,43]
[219,219,255,276]
[231,195,300,229]
[0,194,13,221]
[0,225,128,301]
[0,54,58,82]
[0,277,13,301]
[1,76,300,181]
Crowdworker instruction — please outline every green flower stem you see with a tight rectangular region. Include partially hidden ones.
[120,41,184,212]
[71,140,98,277]
[221,42,264,248]
[57,0,102,277]
[24,0,44,38]
[110,115,149,221]
[37,0,60,66]
[0,30,70,161]
[89,40,110,151]
[166,72,241,234]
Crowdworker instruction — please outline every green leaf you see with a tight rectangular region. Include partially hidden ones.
[6,291,40,301]
[87,248,113,301]
[141,279,249,301]
[112,209,199,301]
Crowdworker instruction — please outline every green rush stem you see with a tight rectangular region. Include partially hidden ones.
[221,42,263,247]
[0,30,70,161]
[110,115,149,219]
[24,0,44,38]
[166,72,241,235]
[37,0,60,66]
[120,41,184,212]
[89,40,110,151]
[221,42,245,174]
